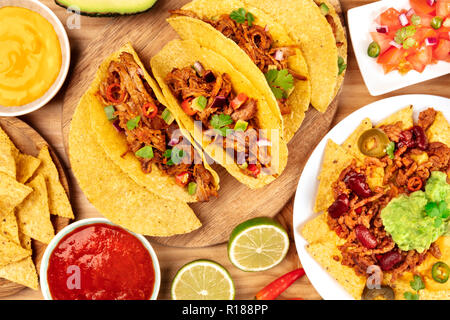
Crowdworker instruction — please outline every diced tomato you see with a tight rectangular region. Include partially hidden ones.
[410,0,436,15]
[436,0,450,17]
[230,93,249,110]
[379,8,402,30]
[370,32,393,54]
[417,14,434,27]
[247,164,260,177]
[377,47,405,73]
[181,98,197,116]
[413,27,438,45]
[406,45,433,72]
[438,29,450,39]
[433,39,450,59]
[175,172,190,187]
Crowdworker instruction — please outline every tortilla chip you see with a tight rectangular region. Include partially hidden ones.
[151,39,288,189]
[16,174,54,244]
[427,111,450,146]
[0,257,38,290]
[0,138,16,179]
[15,153,41,184]
[173,0,311,141]
[302,213,345,245]
[0,234,30,267]
[341,118,372,162]
[0,210,20,244]
[0,172,32,214]
[69,96,201,236]
[376,105,413,130]
[35,145,74,219]
[243,0,338,112]
[314,140,355,212]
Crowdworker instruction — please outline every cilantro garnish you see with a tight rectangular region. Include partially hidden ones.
[394,26,416,45]
[385,141,395,159]
[403,292,419,300]
[126,116,141,130]
[230,8,255,26]
[264,69,294,100]
[338,56,347,75]
[135,145,153,159]
[425,201,450,228]
[210,114,234,136]
[404,275,424,300]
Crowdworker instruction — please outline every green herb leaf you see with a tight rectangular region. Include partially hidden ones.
[425,201,450,219]
[404,292,420,300]
[246,11,255,26]
[230,8,247,24]
[385,141,395,159]
[126,116,141,130]
[264,69,294,99]
[163,149,172,158]
[410,275,425,292]
[338,56,347,75]
[104,105,117,121]
[135,145,153,159]
[394,26,416,44]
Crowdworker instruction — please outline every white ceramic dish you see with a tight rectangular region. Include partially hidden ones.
[0,0,70,116]
[348,0,450,96]
[292,94,450,300]
[40,218,161,300]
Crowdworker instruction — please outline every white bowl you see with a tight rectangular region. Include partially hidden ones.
[40,218,161,300]
[0,0,70,116]
[348,0,450,96]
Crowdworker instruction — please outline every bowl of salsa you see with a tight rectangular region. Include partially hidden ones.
[40,218,160,300]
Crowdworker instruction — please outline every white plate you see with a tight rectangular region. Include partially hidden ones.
[347,0,450,96]
[292,94,450,300]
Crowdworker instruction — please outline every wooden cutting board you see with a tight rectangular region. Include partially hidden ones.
[0,118,71,297]
[62,0,343,247]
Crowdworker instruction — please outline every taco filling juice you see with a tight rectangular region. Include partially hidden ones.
[96,53,218,201]
[165,61,274,179]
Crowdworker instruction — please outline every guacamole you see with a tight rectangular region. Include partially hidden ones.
[381,171,450,253]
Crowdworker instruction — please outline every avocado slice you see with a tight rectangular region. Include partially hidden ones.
[55,0,158,17]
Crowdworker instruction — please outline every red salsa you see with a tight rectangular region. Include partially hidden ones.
[47,223,155,300]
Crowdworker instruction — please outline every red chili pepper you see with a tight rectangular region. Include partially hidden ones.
[175,171,190,187]
[255,268,305,300]
[106,83,126,104]
[181,99,197,116]
[247,164,260,177]
[407,176,423,192]
[142,102,158,119]
[230,93,249,110]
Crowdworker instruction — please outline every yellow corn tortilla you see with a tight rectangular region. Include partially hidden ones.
[35,145,74,219]
[170,0,311,141]
[243,0,338,112]
[69,96,202,236]
[0,172,32,214]
[88,43,219,203]
[0,234,30,267]
[0,210,20,244]
[427,111,450,146]
[0,136,16,178]
[314,140,356,213]
[376,105,414,130]
[151,39,288,189]
[15,153,41,184]
[16,174,54,244]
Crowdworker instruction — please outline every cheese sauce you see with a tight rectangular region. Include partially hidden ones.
[0,7,62,107]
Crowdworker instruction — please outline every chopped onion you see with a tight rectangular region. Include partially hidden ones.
[425,37,438,46]
[257,138,272,147]
[193,61,204,76]
[274,49,284,61]
[168,137,179,147]
[426,0,435,6]
[210,96,227,109]
[203,70,215,83]
[399,13,409,26]
[376,25,389,33]
[406,8,415,17]
[389,40,402,49]
[264,25,269,32]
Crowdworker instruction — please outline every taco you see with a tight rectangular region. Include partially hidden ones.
[151,39,288,189]
[168,0,311,141]
[304,107,450,300]
[85,43,219,202]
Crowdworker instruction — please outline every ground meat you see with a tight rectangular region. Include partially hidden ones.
[231,99,257,122]
[418,108,437,131]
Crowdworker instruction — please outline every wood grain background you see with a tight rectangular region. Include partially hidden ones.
[3,0,449,300]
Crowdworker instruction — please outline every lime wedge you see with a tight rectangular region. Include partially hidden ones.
[171,259,235,300]
[228,217,289,272]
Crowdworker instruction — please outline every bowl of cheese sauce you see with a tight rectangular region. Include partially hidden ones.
[0,0,70,116]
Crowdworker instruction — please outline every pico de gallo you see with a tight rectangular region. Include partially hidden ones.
[368,0,450,74]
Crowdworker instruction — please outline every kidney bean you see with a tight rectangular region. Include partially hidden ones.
[397,130,415,149]
[377,251,403,271]
[355,225,378,249]
[411,126,428,150]
[345,172,372,198]
[328,194,349,219]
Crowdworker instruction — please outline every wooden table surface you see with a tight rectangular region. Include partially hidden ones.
[5,0,450,300]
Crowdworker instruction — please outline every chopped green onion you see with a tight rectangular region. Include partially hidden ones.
[126,116,141,130]
[320,3,329,15]
[163,149,172,158]
[367,42,381,58]
[234,120,248,131]
[188,182,197,195]
[135,145,154,159]
[411,14,421,26]
[104,105,116,121]
[191,96,207,111]
[431,16,443,29]
[162,108,175,125]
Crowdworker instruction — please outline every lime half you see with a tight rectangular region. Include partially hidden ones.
[171,259,235,300]
[228,217,289,272]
